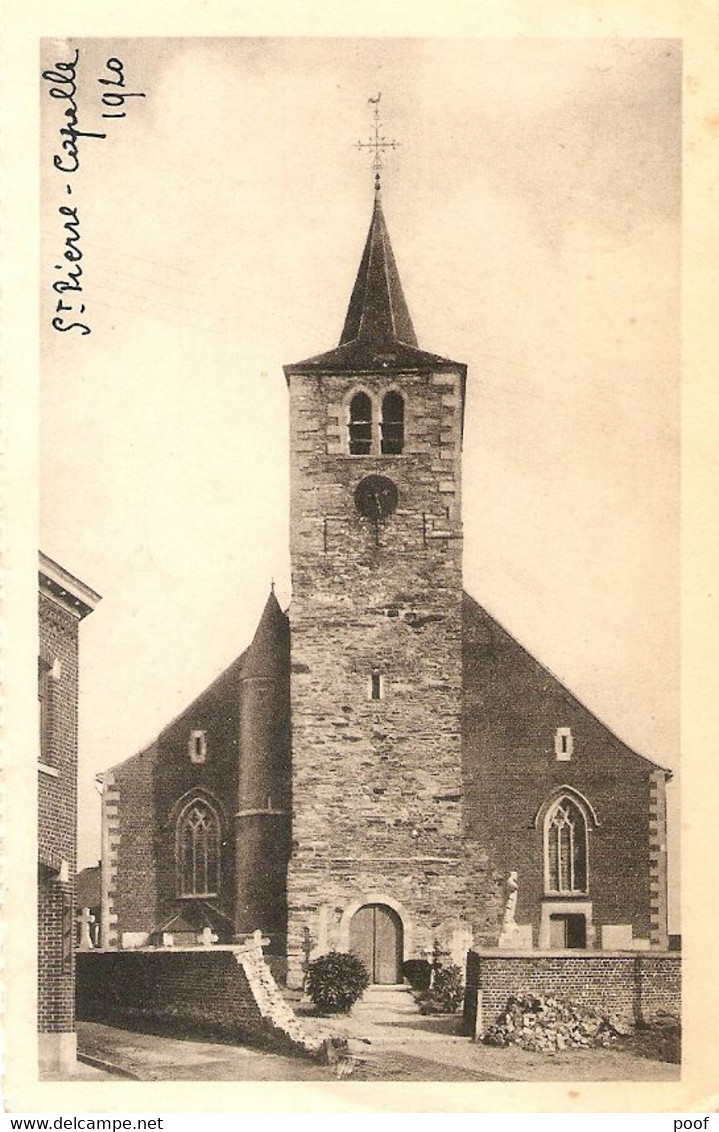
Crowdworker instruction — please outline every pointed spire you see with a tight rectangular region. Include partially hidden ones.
[241,588,288,681]
[284,190,467,387]
[339,189,418,350]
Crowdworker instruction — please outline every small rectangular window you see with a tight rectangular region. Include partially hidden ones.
[554,727,573,761]
[368,672,386,701]
[189,729,207,764]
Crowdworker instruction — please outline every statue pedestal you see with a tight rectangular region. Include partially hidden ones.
[498,924,533,949]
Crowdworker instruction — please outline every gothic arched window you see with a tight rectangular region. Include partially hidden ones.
[381,391,405,455]
[349,392,373,455]
[545,796,588,895]
[177,800,220,897]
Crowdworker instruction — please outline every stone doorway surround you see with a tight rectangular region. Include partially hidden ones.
[338,893,413,970]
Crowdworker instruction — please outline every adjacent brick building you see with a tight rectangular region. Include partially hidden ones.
[101,183,672,989]
[38,553,100,1075]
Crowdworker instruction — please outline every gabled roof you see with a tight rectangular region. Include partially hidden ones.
[284,188,466,380]
[102,589,288,775]
[462,591,672,779]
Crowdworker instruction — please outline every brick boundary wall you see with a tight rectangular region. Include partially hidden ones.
[76,937,341,1061]
[463,951,681,1037]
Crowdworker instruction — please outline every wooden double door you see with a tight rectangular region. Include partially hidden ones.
[349,903,403,984]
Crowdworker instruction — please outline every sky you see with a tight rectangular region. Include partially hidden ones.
[40,37,681,926]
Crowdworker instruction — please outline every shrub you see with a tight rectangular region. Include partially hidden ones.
[627,1013,681,1064]
[416,963,465,1014]
[305,951,370,1014]
[403,959,432,992]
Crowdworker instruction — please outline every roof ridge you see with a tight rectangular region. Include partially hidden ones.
[462,590,672,777]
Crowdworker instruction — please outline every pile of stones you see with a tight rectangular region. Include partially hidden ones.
[482,993,633,1053]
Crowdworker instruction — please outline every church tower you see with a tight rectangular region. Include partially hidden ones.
[99,118,673,994]
[283,174,470,987]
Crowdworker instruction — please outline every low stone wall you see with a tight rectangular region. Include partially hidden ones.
[463,950,681,1037]
[76,937,338,1061]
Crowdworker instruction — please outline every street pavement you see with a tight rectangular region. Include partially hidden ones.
[76,1003,679,1084]
[77,1022,337,1082]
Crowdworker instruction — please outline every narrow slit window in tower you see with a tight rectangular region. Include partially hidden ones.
[370,672,384,700]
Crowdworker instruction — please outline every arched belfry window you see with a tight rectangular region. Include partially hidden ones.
[349,392,373,455]
[381,392,404,455]
[545,796,588,895]
[177,799,220,897]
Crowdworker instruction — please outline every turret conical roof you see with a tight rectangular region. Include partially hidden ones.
[241,589,289,681]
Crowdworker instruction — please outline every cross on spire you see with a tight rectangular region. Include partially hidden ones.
[355,94,400,191]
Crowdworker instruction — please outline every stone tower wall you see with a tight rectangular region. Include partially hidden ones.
[286,366,470,985]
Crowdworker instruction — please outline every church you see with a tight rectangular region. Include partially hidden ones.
[99,174,672,990]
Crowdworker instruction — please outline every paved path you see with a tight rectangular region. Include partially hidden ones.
[307,990,680,1083]
[77,1009,679,1084]
[345,1022,680,1083]
[324,1004,503,1081]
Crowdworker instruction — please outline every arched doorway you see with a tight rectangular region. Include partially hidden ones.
[349,903,403,984]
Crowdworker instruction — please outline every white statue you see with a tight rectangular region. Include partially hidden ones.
[500,870,519,935]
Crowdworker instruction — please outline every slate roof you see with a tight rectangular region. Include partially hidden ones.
[107,587,668,781]
[461,592,671,778]
[104,590,286,775]
[241,589,289,680]
[284,188,466,379]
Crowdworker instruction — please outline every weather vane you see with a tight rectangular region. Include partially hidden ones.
[355,93,400,190]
